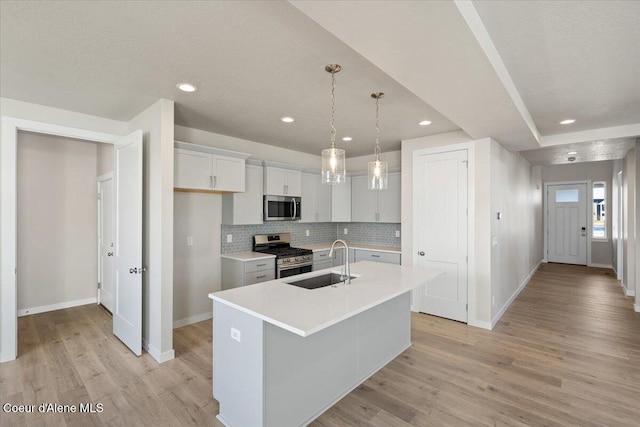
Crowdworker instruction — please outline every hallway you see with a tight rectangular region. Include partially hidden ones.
[1,264,638,426]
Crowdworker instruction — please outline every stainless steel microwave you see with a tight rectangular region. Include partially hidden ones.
[263,195,301,221]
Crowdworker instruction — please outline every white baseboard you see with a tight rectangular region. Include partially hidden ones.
[491,261,542,329]
[142,338,175,364]
[588,263,613,269]
[173,311,213,329]
[17,297,97,317]
[622,282,636,297]
[634,304,640,313]
[468,319,492,330]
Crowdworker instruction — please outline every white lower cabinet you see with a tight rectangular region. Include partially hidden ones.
[312,250,333,271]
[354,249,401,265]
[221,257,275,290]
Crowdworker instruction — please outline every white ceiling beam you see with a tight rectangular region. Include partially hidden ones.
[540,123,640,147]
[454,0,540,145]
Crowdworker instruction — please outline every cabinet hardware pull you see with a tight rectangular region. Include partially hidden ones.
[213,176,217,188]
[256,263,266,267]
[256,275,266,279]
[371,255,380,258]
[418,251,425,256]
[210,175,213,188]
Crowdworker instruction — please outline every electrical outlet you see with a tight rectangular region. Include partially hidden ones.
[230,327,241,342]
[227,234,233,243]
[343,228,348,235]
[187,236,193,246]
[492,236,498,247]
[305,230,309,237]
[395,230,400,238]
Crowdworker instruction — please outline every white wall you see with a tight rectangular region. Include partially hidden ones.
[127,99,175,363]
[635,141,640,309]
[97,141,114,176]
[173,193,221,327]
[490,140,543,324]
[621,148,636,298]
[175,125,321,169]
[541,160,614,266]
[17,132,98,313]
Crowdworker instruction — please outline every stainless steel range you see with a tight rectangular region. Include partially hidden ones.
[253,233,313,279]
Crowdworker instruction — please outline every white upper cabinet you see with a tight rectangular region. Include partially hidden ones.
[331,176,351,222]
[174,142,250,192]
[351,172,400,223]
[301,173,332,223]
[264,165,302,196]
[222,163,263,225]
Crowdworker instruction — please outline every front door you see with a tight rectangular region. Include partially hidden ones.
[414,149,468,322]
[547,183,587,265]
[98,175,115,312]
[113,130,143,356]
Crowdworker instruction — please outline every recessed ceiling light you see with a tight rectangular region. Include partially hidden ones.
[567,151,577,155]
[281,117,295,123]
[568,157,576,162]
[342,137,352,142]
[559,119,575,125]
[418,120,432,126]
[176,82,197,92]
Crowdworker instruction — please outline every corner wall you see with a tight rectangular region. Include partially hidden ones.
[622,148,635,298]
[127,99,175,363]
[490,140,543,325]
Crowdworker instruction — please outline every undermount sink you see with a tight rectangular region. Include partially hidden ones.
[285,273,356,290]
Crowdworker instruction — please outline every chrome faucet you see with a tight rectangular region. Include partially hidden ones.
[329,239,351,284]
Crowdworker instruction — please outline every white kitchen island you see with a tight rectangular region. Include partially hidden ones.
[208,261,443,427]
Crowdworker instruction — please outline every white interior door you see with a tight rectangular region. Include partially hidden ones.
[98,176,115,312]
[414,149,468,322]
[113,130,143,356]
[547,183,587,265]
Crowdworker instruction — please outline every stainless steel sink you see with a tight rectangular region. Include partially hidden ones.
[285,273,356,290]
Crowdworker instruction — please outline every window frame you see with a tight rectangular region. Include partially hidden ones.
[592,181,607,240]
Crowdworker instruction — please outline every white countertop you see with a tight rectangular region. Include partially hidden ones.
[220,252,276,261]
[209,261,442,337]
[300,242,401,254]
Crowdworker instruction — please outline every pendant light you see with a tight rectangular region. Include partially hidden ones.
[368,92,388,190]
[321,64,346,185]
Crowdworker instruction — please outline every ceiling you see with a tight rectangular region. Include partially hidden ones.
[1,1,639,162]
[520,137,636,166]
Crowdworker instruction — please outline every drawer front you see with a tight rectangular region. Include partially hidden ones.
[245,270,275,285]
[354,250,401,265]
[245,258,275,273]
[313,259,334,271]
[313,250,332,262]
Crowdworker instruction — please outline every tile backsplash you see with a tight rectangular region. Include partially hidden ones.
[221,222,401,253]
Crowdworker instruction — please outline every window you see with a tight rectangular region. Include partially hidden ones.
[555,189,579,203]
[592,182,606,238]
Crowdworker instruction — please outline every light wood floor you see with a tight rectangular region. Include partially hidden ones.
[1,263,639,426]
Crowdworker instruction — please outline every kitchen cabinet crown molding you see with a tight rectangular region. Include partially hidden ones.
[174,141,251,160]
[262,160,306,171]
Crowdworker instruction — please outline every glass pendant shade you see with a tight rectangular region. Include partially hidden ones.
[368,158,388,190]
[322,147,346,184]
[368,92,388,190]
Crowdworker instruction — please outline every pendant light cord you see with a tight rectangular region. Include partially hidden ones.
[375,95,381,160]
[330,70,336,149]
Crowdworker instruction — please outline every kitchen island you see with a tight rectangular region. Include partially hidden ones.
[208,261,443,427]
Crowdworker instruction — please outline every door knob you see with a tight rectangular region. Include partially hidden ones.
[418,251,425,256]
[107,252,113,257]
[129,268,137,274]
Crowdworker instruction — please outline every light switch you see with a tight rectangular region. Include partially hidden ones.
[230,327,241,342]
[395,230,400,238]
[305,230,309,237]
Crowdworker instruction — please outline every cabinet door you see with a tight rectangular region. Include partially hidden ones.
[331,176,351,221]
[174,149,212,190]
[213,156,245,192]
[316,178,333,222]
[285,170,302,197]
[225,164,263,225]
[313,260,333,271]
[378,172,401,223]
[351,175,378,222]
[265,167,287,195]
[301,173,318,223]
